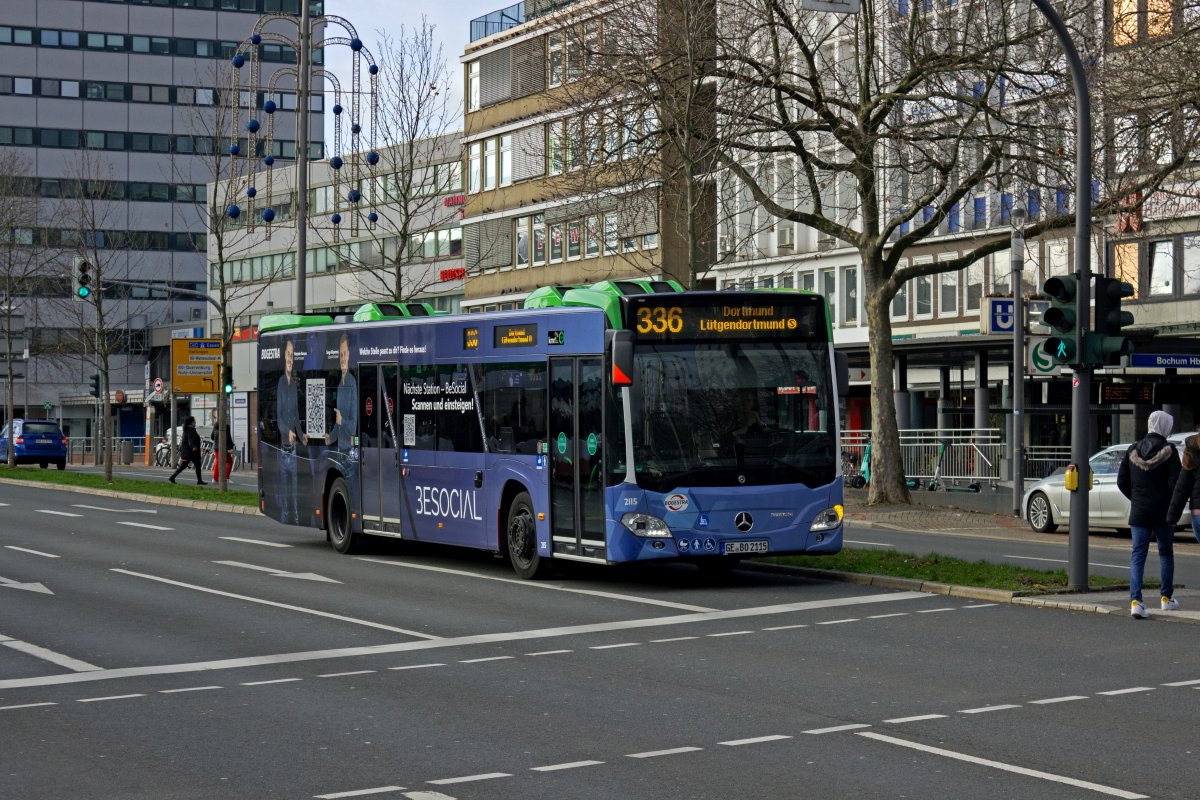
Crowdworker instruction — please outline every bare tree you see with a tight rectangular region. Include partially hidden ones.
[659,0,1200,503]
[0,149,42,465]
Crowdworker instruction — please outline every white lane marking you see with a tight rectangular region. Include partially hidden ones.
[403,794,457,800]
[626,747,703,759]
[916,608,955,614]
[762,624,808,631]
[707,631,752,637]
[1030,696,1088,704]
[213,560,340,584]
[241,678,302,686]
[0,575,52,594]
[159,686,222,694]
[112,569,437,639]
[355,556,717,612]
[1098,687,1154,696]
[525,649,572,656]
[962,603,997,608]
[1002,554,1128,570]
[78,694,144,703]
[867,613,908,619]
[590,643,640,650]
[530,760,604,772]
[885,714,947,724]
[3,640,99,672]
[4,546,59,558]
[318,670,377,678]
[221,536,292,548]
[1162,679,1200,687]
[427,773,510,785]
[718,735,791,746]
[117,522,174,531]
[959,704,1021,714]
[314,787,407,799]
[458,656,512,664]
[804,724,871,734]
[388,664,445,671]
[0,591,932,690]
[817,619,859,625]
[0,702,56,711]
[650,636,698,642]
[72,504,156,514]
[857,731,1148,799]
[845,540,895,547]
[36,509,82,517]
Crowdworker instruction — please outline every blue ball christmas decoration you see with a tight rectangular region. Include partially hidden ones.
[227,204,241,219]
[368,212,378,223]
[264,155,275,166]
[247,186,257,198]
[348,189,361,203]
[350,38,363,52]
[369,64,379,76]
[330,156,344,170]
[232,54,245,69]
[367,151,380,165]
[331,213,342,225]
[332,104,343,116]
[262,208,275,222]
[352,123,361,135]
[247,119,261,133]
[263,100,277,114]
[251,34,261,45]
[229,144,240,156]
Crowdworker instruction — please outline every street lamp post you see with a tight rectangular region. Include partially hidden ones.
[1011,206,1026,517]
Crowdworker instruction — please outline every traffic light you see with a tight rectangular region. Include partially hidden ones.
[1042,275,1079,365]
[1086,277,1135,366]
[88,373,100,398]
[74,258,92,300]
[222,366,234,394]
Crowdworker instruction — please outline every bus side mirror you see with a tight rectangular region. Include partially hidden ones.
[834,350,849,399]
[611,330,634,386]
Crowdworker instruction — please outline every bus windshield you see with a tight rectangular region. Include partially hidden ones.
[621,340,836,492]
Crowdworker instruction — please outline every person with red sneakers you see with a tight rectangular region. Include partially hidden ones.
[1117,410,1180,618]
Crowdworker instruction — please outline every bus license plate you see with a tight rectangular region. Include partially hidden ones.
[723,540,768,555]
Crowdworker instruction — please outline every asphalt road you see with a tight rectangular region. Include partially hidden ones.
[1,481,1197,799]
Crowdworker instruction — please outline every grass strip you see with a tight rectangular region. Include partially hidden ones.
[764,548,1132,594]
[0,465,258,506]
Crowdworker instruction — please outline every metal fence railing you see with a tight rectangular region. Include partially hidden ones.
[841,429,1005,489]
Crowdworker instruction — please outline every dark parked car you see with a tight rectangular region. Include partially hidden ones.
[0,419,68,469]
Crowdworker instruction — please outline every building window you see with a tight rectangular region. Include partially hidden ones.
[467,60,480,112]
[483,137,497,191]
[915,273,933,317]
[584,215,600,257]
[548,32,563,87]
[468,141,481,193]
[842,267,858,323]
[547,121,563,176]
[1148,239,1174,296]
[641,231,658,250]
[891,281,908,320]
[499,134,512,186]
[603,213,618,255]
[549,223,563,263]
[515,216,530,267]
[567,220,581,259]
[798,271,815,293]
[532,214,546,265]
[991,249,1011,296]
[820,269,837,324]
[965,260,983,311]
[939,270,958,316]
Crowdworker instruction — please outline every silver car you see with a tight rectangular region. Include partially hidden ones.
[1023,439,1191,533]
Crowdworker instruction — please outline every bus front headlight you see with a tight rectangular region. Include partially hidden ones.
[621,512,672,538]
[809,505,844,532]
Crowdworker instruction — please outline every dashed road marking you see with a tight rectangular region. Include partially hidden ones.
[962,603,997,608]
[241,678,302,686]
[866,613,908,619]
[318,670,377,678]
[525,649,572,656]
[1098,687,1154,696]
[959,704,1021,714]
[590,643,639,650]
[817,619,859,625]
[804,724,871,734]
[650,636,698,643]
[4,546,59,558]
[159,686,221,694]
[427,773,510,785]
[762,623,808,631]
[221,536,292,547]
[1162,679,1200,687]
[78,694,144,703]
[916,608,955,614]
[0,702,56,711]
[389,664,445,671]
[626,747,703,759]
[718,735,791,746]
[458,656,513,664]
[117,522,174,531]
[857,731,1148,799]
[2,639,100,672]
[530,760,603,772]
[707,631,752,637]
[36,509,81,517]
[884,714,947,724]
[314,787,407,799]
[1030,696,1087,704]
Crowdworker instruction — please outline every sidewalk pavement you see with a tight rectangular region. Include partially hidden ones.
[844,503,1028,536]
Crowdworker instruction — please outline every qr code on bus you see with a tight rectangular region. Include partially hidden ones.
[306,379,326,438]
[403,414,416,447]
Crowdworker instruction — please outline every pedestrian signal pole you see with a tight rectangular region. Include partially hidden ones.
[1032,0,1091,592]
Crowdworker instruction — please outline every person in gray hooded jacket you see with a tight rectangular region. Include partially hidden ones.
[1117,410,1181,618]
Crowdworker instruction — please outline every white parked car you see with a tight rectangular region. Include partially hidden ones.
[1023,438,1191,533]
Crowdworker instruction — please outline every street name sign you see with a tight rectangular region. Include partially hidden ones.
[1129,353,1200,369]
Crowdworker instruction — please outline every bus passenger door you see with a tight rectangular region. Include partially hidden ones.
[549,357,606,561]
[360,364,402,536]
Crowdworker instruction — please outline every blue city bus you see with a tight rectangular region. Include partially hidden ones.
[256,280,848,578]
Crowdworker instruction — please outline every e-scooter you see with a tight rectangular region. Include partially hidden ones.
[926,438,982,492]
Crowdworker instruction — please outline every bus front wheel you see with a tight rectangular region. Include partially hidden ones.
[326,477,359,554]
[506,491,547,580]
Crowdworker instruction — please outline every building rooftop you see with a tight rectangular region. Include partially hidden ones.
[469,0,582,43]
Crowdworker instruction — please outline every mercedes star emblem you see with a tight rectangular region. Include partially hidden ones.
[734,512,754,532]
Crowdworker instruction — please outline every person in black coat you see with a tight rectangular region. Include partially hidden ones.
[1165,433,1200,546]
[168,416,206,485]
[1117,410,1180,618]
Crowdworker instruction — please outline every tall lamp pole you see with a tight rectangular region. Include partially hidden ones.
[1031,0,1091,591]
[1011,206,1026,517]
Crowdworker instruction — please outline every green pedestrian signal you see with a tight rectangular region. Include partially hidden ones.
[1042,275,1079,366]
[1085,277,1135,366]
[73,257,93,300]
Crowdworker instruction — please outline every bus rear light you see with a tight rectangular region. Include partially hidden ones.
[621,512,671,538]
[809,505,843,532]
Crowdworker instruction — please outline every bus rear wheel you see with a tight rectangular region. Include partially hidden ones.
[326,477,359,554]
[506,491,547,580]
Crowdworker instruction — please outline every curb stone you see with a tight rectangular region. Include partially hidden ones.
[0,477,259,516]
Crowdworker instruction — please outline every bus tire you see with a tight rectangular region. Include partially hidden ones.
[326,476,359,554]
[506,491,547,580]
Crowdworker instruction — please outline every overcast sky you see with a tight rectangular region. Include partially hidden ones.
[319,0,502,139]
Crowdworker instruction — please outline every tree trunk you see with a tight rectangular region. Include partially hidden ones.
[863,287,910,505]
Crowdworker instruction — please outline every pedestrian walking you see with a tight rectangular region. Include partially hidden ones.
[1165,431,1200,547]
[211,423,235,482]
[1117,410,1180,618]
[168,416,206,486]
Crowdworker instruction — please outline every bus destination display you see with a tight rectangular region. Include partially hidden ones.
[629,297,821,342]
[494,324,537,348]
